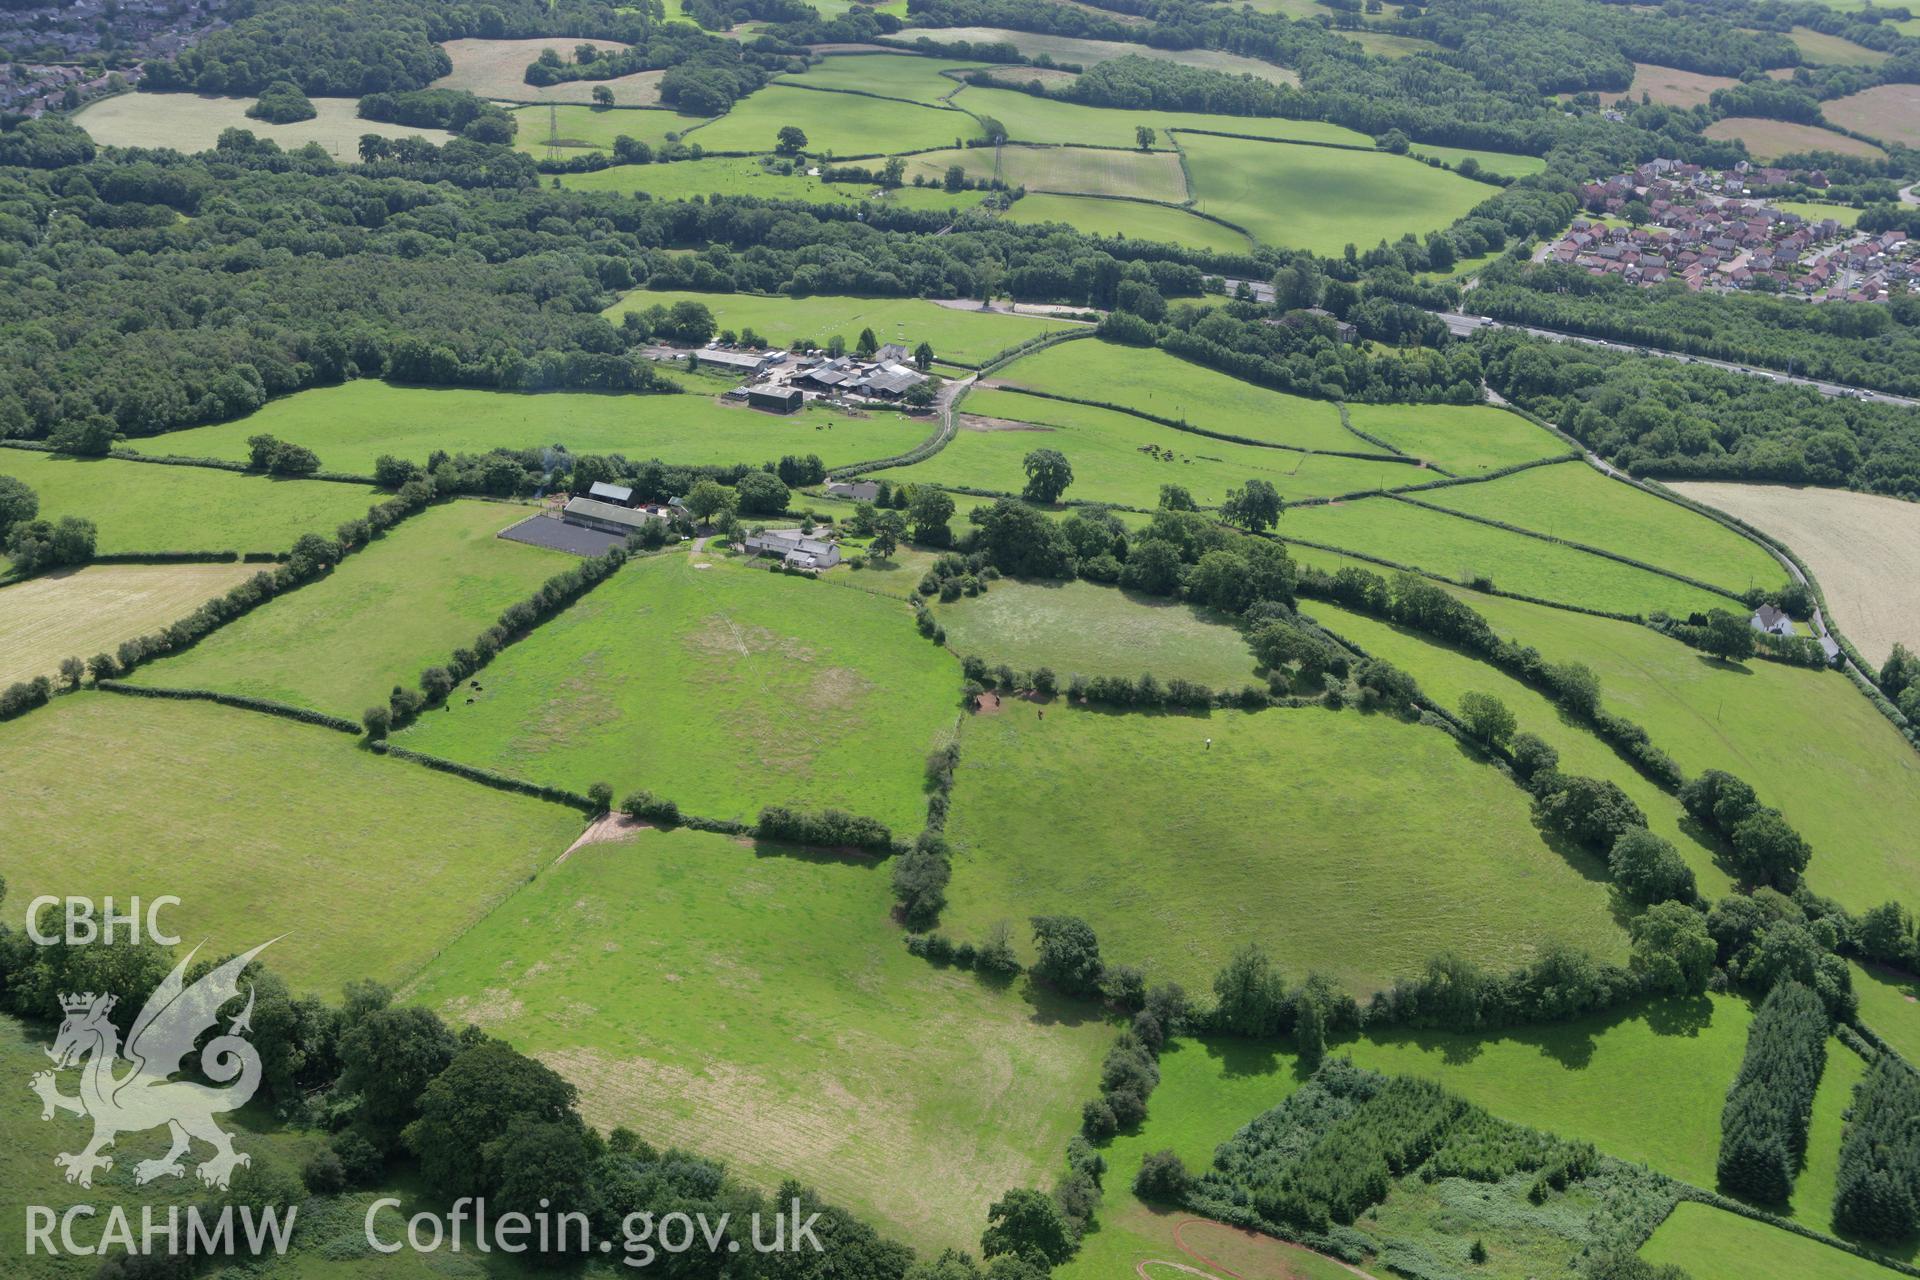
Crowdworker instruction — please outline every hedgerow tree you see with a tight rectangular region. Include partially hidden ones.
[1458,691,1515,748]
[908,486,955,545]
[1629,901,1714,995]
[982,1188,1075,1265]
[1220,478,1282,533]
[775,125,807,155]
[1030,915,1104,998]
[1731,808,1812,889]
[1697,609,1758,662]
[1533,773,1646,852]
[1608,829,1696,905]
[1022,448,1073,504]
[0,476,37,538]
[1212,943,1290,1037]
[735,471,789,516]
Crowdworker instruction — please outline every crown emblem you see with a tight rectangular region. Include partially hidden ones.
[59,992,112,1015]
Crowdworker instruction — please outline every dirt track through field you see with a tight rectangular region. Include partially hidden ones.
[1668,482,1920,666]
[1136,1218,1383,1280]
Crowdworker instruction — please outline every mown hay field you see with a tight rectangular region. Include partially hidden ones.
[72,92,455,155]
[0,450,382,559]
[1343,402,1565,473]
[1702,116,1885,161]
[133,380,929,474]
[1620,62,1742,108]
[1179,132,1497,255]
[990,340,1365,451]
[891,387,1415,508]
[933,578,1261,688]
[906,143,1188,201]
[1281,495,1735,618]
[403,827,1112,1252]
[689,84,981,156]
[942,700,1629,994]
[603,287,1081,364]
[0,562,260,689]
[130,500,567,717]
[432,37,664,104]
[1668,479,1920,666]
[1005,193,1252,254]
[1421,462,1786,594]
[906,27,1300,84]
[400,551,958,832]
[559,152,989,211]
[0,693,582,989]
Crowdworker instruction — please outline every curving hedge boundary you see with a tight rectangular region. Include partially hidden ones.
[95,680,362,735]
[1386,491,1750,602]
[369,741,596,811]
[985,383,1418,464]
[1666,1185,1920,1279]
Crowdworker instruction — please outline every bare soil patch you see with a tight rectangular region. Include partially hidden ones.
[960,413,1054,432]
[1668,481,1920,667]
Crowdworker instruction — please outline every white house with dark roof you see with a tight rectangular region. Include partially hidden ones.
[1750,604,1795,636]
[743,530,841,569]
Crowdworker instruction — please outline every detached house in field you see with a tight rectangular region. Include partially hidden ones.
[743,530,842,569]
[1750,604,1796,637]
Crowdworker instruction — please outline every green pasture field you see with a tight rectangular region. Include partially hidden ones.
[603,287,1080,364]
[130,500,566,717]
[1788,24,1891,65]
[1407,143,1549,178]
[1345,997,1750,1191]
[1774,198,1864,225]
[132,380,927,473]
[689,85,981,156]
[559,153,992,211]
[906,27,1301,85]
[933,578,1261,687]
[1851,961,1920,1064]
[400,551,957,832]
[1279,496,1736,618]
[402,827,1112,1252]
[510,103,708,155]
[0,450,382,559]
[989,341,1365,451]
[892,388,1417,508]
[1796,1038,1870,1239]
[1004,193,1252,254]
[0,562,261,689]
[1057,1036,1359,1280]
[72,92,453,156]
[1304,597,1735,900]
[1419,461,1787,594]
[941,700,1628,995]
[1641,1201,1895,1280]
[906,143,1188,201]
[949,85,1372,150]
[1180,132,1495,255]
[1459,588,1920,916]
[1343,402,1565,473]
[777,52,977,104]
[0,693,582,990]
[1338,29,1445,57]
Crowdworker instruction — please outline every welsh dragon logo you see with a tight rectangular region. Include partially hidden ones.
[30,939,276,1190]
